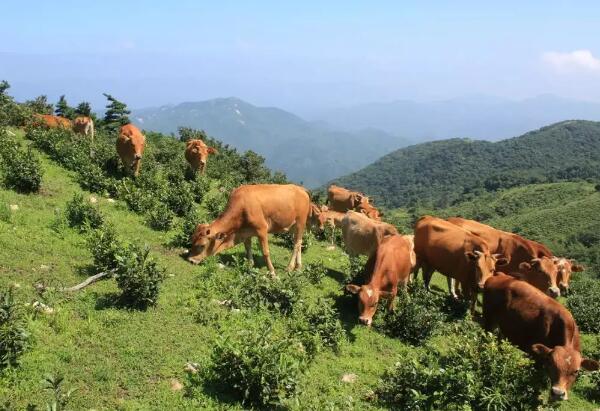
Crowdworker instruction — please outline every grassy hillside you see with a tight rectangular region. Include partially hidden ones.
[132,98,409,187]
[331,120,600,209]
[1,127,599,410]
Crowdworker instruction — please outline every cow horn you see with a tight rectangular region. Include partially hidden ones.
[474,250,483,256]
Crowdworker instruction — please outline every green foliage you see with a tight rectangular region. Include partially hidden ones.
[276,229,314,253]
[102,93,130,131]
[64,193,103,232]
[0,80,32,127]
[198,319,307,407]
[87,224,124,273]
[54,95,74,120]
[0,287,29,370]
[567,275,600,333]
[375,321,546,410]
[41,374,77,411]
[145,203,175,231]
[373,280,468,345]
[204,186,230,220]
[0,131,43,193]
[24,95,53,115]
[74,101,92,117]
[298,260,328,284]
[168,208,200,248]
[334,121,600,209]
[291,297,345,357]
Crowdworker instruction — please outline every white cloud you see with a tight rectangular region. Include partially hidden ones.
[542,49,600,73]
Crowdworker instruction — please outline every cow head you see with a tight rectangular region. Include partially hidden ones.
[465,250,507,289]
[186,140,217,173]
[358,203,381,221]
[553,258,585,295]
[532,343,599,401]
[345,284,392,326]
[308,203,324,229]
[187,223,229,264]
[518,257,560,298]
[349,192,365,209]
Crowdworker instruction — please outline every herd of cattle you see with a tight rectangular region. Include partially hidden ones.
[32,115,599,401]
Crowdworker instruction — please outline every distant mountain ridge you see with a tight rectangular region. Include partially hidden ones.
[329,120,600,209]
[316,94,600,142]
[132,98,409,187]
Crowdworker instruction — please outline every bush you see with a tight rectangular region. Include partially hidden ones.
[375,321,546,411]
[190,174,210,204]
[169,208,200,248]
[566,275,600,333]
[291,297,345,357]
[204,187,229,220]
[373,280,468,345]
[198,319,307,407]
[113,244,165,309]
[298,260,328,284]
[65,193,103,232]
[0,132,43,193]
[276,229,314,252]
[87,224,124,273]
[145,203,175,231]
[0,287,30,369]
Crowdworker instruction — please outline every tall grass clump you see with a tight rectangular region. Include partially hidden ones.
[0,287,30,370]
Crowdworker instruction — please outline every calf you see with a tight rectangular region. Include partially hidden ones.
[188,184,310,275]
[483,273,599,401]
[554,257,585,295]
[73,116,95,143]
[346,234,416,326]
[341,210,398,257]
[116,124,146,177]
[185,139,218,174]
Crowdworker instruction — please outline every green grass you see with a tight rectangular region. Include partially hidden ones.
[0,130,598,410]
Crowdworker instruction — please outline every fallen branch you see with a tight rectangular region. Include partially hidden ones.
[61,269,116,292]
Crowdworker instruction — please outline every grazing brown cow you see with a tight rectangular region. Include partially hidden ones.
[73,116,95,143]
[188,184,310,275]
[184,139,218,174]
[327,185,366,212]
[341,210,398,257]
[33,114,72,129]
[447,217,561,297]
[116,124,146,177]
[356,201,383,221]
[483,273,599,401]
[414,216,505,311]
[346,234,416,326]
[554,257,585,295]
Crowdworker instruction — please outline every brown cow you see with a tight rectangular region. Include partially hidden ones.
[33,114,72,129]
[553,257,585,295]
[447,217,561,297]
[341,210,398,257]
[356,201,383,221]
[483,273,599,401]
[73,116,95,143]
[414,216,505,311]
[116,124,146,177]
[187,184,310,275]
[185,139,218,174]
[327,185,366,212]
[346,234,416,326]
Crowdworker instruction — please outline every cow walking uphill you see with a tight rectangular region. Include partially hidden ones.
[187,184,311,275]
[346,234,416,326]
[414,215,506,311]
[483,273,599,401]
[327,184,382,220]
[116,124,146,177]
[185,139,218,174]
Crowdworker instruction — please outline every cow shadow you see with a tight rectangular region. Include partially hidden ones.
[329,290,361,342]
[217,252,268,270]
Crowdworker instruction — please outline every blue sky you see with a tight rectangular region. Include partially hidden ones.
[2,1,600,114]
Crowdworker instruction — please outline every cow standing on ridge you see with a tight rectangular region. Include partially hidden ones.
[116,124,146,177]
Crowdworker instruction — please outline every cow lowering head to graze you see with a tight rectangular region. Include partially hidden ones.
[32,114,72,129]
[414,216,506,312]
[187,184,310,275]
[356,201,382,221]
[346,234,416,326]
[446,217,561,298]
[185,139,217,174]
[327,184,367,212]
[73,116,95,143]
[116,124,146,177]
[341,210,398,258]
[483,273,599,401]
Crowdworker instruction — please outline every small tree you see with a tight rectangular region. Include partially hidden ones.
[24,95,53,115]
[75,101,92,117]
[102,93,130,131]
[240,150,270,183]
[55,95,75,119]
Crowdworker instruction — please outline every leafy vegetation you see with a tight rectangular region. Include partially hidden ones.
[567,276,600,333]
[64,193,103,232]
[0,130,43,193]
[0,287,29,370]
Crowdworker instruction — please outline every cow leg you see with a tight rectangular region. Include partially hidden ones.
[447,277,458,299]
[287,224,304,271]
[244,238,254,267]
[387,287,398,310]
[257,230,276,276]
[422,266,435,291]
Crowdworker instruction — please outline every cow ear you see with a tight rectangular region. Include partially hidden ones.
[208,147,218,154]
[518,262,532,272]
[571,264,585,272]
[465,251,478,261]
[345,284,361,295]
[495,257,509,267]
[531,343,552,358]
[581,358,600,371]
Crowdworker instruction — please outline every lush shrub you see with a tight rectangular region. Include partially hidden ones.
[87,224,124,273]
[373,280,468,345]
[0,132,43,193]
[65,193,103,232]
[567,275,600,333]
[341,254,369,284]
[113,244,165,309]
[298,260,328,284]
[145,203,175,231]
[189,174,210,204]
[0,287,30,369]
[204,187,229,220]
[169,208,200,248]
[276,229,314,252]
[375,321,546,411]
[198,319,307,407]
[291,297,345,357]
[164,174,195,216]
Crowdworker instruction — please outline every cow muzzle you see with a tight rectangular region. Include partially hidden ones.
[548,286,561,298]
[551,386,567,401]
[358,316,372,327]
[559,283,569,295]
[134,154,142,160]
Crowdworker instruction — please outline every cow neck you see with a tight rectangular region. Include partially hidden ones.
[210,208,243,240]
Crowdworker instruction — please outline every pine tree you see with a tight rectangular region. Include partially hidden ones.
[55,95,75,119]
[75,101,92,117]
[102,93,130,131]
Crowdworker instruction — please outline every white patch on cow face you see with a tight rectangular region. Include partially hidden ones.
[366,287,373,297]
